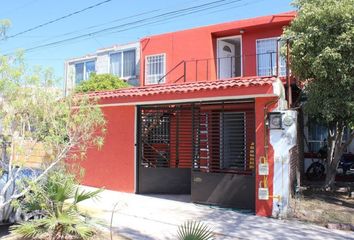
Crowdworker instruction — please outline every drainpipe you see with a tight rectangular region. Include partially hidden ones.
[286,39,292,108]
[259,98,282,212]
[263,98,279,161]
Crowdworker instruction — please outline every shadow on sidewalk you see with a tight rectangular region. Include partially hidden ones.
[112,227,156,240]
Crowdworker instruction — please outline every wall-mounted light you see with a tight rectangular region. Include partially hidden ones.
[267,112,283,129]
[240,29,245,34]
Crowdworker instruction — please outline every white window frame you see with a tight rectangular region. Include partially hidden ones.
[145,53,166,85]
[74,59,96,84]
[256,37,286,77]
[109,48,137,79]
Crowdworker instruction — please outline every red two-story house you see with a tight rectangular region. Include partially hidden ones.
[81,11,297,217]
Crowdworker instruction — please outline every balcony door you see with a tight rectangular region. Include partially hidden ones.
[217,36,242,79]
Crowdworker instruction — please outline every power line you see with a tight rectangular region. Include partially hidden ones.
[106,0,245,36]
[4,0,114,40]
[6,0,242,54]
[205,0,265,15]
[2,0,202,50]
[124,0,265,34]
[14,9,161,47]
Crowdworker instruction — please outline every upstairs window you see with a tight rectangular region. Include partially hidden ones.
[256,38,286,76]
[75,60,95,84]
[110,49,136,78]
[145,54,166,84]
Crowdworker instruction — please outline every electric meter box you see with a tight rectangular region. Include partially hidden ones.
[258,188,269,200]
[259,162,269,175]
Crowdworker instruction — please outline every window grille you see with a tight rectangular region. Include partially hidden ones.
[145,115,170,144]
[220,112,247,169]
[138,101,254,174]
[145,54,166,84]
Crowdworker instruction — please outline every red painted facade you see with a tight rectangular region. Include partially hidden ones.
[81,106,136,192]
[81,12,296,217]
[140,12,295,85]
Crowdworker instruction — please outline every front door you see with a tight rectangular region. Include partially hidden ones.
[218,40,235,79]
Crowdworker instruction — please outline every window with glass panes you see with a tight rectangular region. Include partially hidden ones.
[145,54,166,84]
[110,49,136,78]
[307,121,327,152]
[256,38,286,76]
[75,60,96,84]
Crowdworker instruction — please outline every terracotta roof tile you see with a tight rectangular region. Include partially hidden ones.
[87,76,276,99]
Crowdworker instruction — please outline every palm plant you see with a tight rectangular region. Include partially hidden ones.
[10,169,102,240]
[177,221,215,240]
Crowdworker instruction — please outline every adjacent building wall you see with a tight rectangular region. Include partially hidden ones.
[64,42,140,95]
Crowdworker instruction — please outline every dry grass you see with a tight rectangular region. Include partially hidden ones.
[289,188,354,227]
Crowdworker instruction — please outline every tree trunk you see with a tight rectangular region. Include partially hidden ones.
[324,122,345,190]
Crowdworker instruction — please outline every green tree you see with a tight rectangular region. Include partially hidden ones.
[75,73,130,93]
[0,52,106,221]
[283,0,354,188]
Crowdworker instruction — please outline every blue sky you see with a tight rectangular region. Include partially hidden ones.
[0,0,293,88]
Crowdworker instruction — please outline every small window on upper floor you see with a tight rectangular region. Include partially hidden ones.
[256,38,286,77]
[75,60,96,84]
[110,49,136,78]
[145,54,166,85]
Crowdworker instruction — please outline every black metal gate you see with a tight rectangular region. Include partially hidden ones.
[137,105,194,194]
[136,100,255,210]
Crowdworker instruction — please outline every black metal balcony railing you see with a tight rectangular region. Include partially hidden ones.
[157,52,287,84]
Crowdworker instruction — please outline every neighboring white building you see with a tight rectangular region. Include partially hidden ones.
[64,41,140,95]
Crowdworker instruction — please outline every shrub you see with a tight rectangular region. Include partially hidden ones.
[177,221,214,240]
[11,169,102,240]
[75,73,130,93]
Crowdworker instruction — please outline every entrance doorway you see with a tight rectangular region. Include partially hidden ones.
[136,100,255,210]
[217,36,242,79]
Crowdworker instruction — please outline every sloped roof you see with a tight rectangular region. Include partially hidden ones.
[87,76,276,100]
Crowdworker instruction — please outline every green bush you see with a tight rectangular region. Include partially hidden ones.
[11,169,102,240]
[75,73,130,93]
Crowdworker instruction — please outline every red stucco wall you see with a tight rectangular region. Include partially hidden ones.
[140,12,295,85]
[81,93,277,216]
[81,105,136,193]
[255,97,277,216]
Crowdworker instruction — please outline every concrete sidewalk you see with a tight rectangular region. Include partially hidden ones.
[78,186,354,240]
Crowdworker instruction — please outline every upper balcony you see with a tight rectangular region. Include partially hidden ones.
[144,51,288,86]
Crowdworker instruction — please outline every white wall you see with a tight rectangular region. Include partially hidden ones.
[64,42,140,95]
[270,110,297,218]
